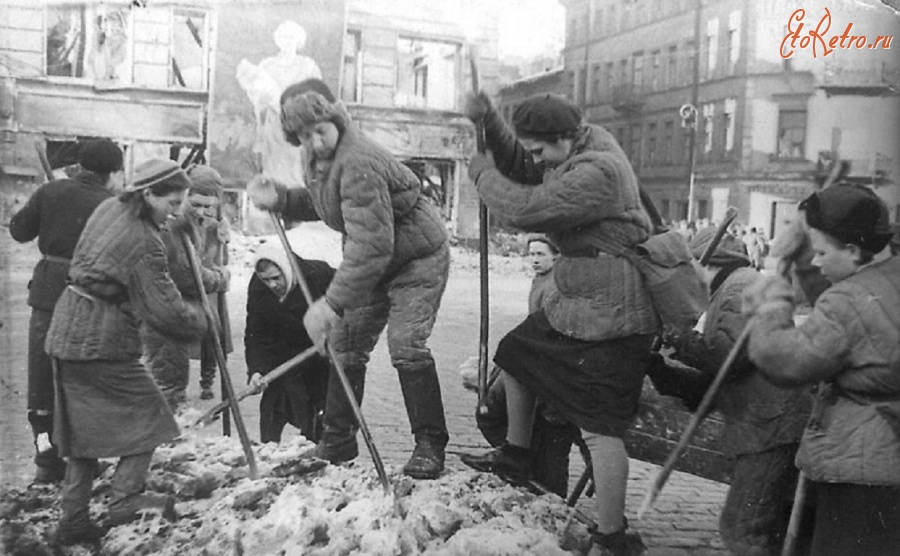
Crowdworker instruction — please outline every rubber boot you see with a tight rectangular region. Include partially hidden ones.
[199,335,216,400]
[29,410,66,483]
[397,364,449,479]
[315,364,366,464]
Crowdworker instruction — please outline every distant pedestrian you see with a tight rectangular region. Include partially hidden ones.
[9,138,122,484]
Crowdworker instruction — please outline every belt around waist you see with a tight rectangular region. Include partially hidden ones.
[42,254,72,265]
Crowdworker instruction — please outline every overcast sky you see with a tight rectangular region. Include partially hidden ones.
[497,0,566,59]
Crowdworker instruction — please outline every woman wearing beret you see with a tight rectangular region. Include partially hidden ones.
[45,159,208,545]
[463,92,657,556]
[247,78,450,480]
[744,184,900,555]
[9,138,123,484]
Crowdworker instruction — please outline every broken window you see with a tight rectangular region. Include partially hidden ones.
[170,10,207,89]
[396,38,459,110]
[403,159,455,220]
[46,4,129,82]
[44,4,208,90]
[341,29,362,103]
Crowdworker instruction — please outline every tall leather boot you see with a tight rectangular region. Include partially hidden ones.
[29,410,66,483]
[315,364,366,464]
[397,364,449,479]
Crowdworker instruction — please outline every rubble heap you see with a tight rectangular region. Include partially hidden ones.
[1,413,593,556]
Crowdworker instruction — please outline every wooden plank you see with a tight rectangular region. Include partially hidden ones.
[624,381,731,483]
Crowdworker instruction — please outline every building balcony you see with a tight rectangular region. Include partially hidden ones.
[610,83,645,113]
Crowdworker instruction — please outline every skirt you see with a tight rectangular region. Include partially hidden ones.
[53,358,180,459]
[494,310,653,437]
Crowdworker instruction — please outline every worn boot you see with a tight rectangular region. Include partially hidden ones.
[315,363,366,464]
[587,525,648,556]
[461,442,534,486]
[397,364,449,479]
[403,435,446,480]
[199,337,216,400]
[107,492,178,526]
[54,520,107,546]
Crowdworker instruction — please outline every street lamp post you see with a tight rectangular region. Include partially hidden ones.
[681,103,698,223]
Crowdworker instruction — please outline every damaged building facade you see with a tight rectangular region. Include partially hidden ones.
[500,0,899,237]
[1,0,500,239]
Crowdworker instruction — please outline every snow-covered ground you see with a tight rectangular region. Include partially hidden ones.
[1,411,593,556]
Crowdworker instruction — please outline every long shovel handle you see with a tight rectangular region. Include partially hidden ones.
[638,323,753,519]
[182,233,258,480]
[468,44,490,416]
[698,207,738,267]
[195,346,319,427]
[781,471,809,556]
[267,212,390,493]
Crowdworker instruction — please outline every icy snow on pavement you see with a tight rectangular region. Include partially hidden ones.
[1,411,593,556]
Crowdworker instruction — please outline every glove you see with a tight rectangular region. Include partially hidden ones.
[216,218,231,244]
[214,266,231,293]
[464,91,494,124]
[248,372,265,393]
[742,275,794,315]
[769,218,809,267]
[247,175,284,211]
[303,297,341,354]
[468,153,495,183]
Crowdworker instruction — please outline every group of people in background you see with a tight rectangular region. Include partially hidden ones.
[10,78,899,556]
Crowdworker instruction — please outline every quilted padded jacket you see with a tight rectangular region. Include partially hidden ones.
[275,124,447,311]
[470,116,657,341]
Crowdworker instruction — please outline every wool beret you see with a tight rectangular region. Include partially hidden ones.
[800,183,893,253]
[78,139,123,173]
[129,159,191,192]
[690,226,750,266]
[187,165,224,197]
[512,94,582,140]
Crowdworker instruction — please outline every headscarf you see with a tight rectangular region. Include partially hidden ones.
[251,240,297,303]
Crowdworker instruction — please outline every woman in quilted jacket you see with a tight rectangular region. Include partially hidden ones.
[247,78,450,480]
[461,92,657,556]
[745,184,900,556]
[45,159,209,545]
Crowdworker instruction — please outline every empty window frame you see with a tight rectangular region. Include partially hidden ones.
[396,37,459,110]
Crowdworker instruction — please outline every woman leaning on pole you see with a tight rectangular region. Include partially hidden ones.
[45,159,209,545]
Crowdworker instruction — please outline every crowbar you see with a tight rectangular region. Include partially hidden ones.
[468,43,491,416]
[181,231,258,480]
[267,212,390,493]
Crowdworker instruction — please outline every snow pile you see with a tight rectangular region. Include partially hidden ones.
[1,423,593,556]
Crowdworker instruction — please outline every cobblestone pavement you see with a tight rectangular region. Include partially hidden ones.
[1,234,729,555]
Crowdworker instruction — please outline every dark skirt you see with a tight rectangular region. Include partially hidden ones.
[53,358,180,458]
[494,310,653,437]
[810,482,900,556]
